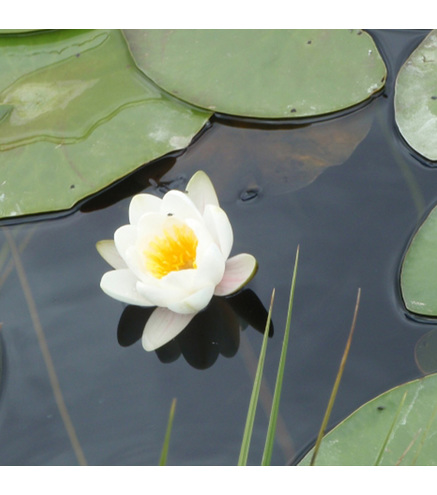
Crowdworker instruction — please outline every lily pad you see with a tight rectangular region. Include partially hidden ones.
[0,30,210,220]
[299,373,437,465]
[400,204,437,316]
[123,29,386,119]
[0,30,46,34]
[395,30,437,161]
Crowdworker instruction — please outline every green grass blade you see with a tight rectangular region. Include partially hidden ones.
[159,398,177,466]
[238,288,275,466]
[261,246,299,466]
[310,287,361,466]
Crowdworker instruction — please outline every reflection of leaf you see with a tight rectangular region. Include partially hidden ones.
[0,30,210,221]
[401,204,437,316]
[299,373,437,465]
[395,30,437,161]
[415,329,437,374]
[124,29,386,119]
[160,104,373,201]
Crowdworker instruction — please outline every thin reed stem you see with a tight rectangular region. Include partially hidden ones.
[310,288,361,466]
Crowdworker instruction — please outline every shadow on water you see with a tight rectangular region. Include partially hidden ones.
[1,29,437,466]
[118,290,273,370]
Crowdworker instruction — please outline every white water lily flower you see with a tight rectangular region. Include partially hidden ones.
[97,170,257,352]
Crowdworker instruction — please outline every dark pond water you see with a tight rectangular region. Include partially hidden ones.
[0,29,435,466]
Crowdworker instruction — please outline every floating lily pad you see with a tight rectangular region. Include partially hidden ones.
[395,30,437,161]
[0,30,210,220]
[123,29,386,119]
[400,205,437,316]
[0,30,46,34]
[299,373,437,465]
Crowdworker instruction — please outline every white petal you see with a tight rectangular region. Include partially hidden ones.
[114,224,137,259]
[96,240,127,269]
[203,204,233,260]
[184,217,214,246]
[136,212,168,240]
[123,245,150,283]
[214,253,258,296]
[142,308,196,351]
[129,194,161,225]
[138,271,214,314]
[195,242,226,286]
[137,278,186,309]
[168,284,215,314]
[161,190,202,221]
[186,170,219,213]
[100,269,154,306]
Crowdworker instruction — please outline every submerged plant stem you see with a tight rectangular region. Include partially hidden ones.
[3,227,87,466]
[310,287,361,466]
[0,225,36,290]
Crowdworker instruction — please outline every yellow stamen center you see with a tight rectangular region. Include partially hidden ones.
[144,223,198,279]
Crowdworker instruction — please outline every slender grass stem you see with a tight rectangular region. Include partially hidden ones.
[261,246,299,466]
[375,391,407,466]
[238,288,275,466]
[159,398,177,466]
[310,287,361,466]
[395,426,421,466]
[410,400,437,465]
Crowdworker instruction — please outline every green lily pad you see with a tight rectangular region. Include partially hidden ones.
[123,29,387,119]
[400,205,437,316]
[299,373,437,465]
[0,30,210,220]
[395,30,437,161]
[0,30,47,34]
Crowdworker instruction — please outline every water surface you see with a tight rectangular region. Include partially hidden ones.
[0,29,435,465]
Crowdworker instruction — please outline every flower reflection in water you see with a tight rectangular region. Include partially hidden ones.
[117,289,273,369]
